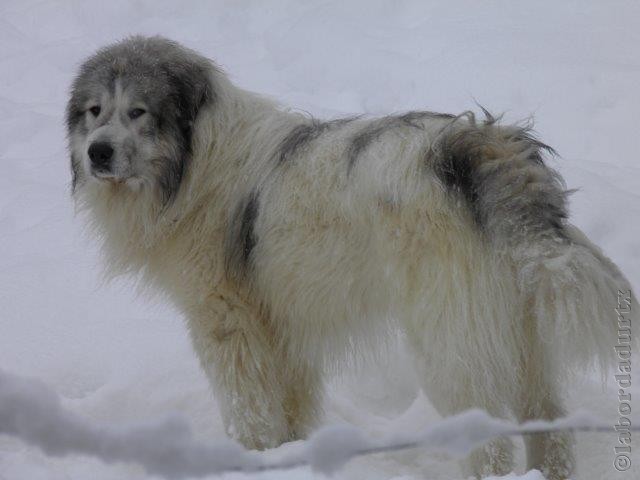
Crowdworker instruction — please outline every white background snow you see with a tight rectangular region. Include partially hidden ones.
[0,1,638,479]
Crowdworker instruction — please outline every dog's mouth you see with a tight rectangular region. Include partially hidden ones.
[92,171,125,184]
[92,171,142,190]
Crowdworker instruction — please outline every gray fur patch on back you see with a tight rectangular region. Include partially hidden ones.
[347,111,453,173]
[225,191,260,282]
[277,117,357,165]
[432,113,568,242]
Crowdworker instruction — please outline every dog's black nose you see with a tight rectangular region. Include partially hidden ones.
[88,142,114,171]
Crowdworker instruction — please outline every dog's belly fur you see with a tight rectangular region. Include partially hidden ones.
[68,37,638,480]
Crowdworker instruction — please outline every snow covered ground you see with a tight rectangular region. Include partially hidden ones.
[0,1,638,479]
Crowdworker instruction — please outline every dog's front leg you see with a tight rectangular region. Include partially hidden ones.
[186,291,290,450]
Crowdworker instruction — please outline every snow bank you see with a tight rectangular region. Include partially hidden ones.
[2,369,632,478]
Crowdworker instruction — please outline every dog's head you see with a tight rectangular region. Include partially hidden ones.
[66,36,213,203]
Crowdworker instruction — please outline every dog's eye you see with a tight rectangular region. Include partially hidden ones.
[89,106,101,117]
[129,108,146,119]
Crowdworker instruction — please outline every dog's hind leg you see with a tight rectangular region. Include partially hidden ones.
[512,323,575,480]
[186,288,291,450]
[410,341,515,478]
[400,241,520,478]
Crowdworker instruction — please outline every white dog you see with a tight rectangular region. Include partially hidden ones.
[67,36,636,479]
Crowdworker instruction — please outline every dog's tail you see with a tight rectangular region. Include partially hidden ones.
[434,112,638,374]
[517,223,637,375]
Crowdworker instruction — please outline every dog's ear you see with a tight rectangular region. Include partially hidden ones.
[153,53,214,205]
[66,84,88,194]
[164,59,213,156]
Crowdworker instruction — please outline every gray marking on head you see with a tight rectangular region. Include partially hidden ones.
[225,191,260,282]
[347,111,453,173]
[66,36,215,202]
[277,117,357,165]
[432,111,568,240]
